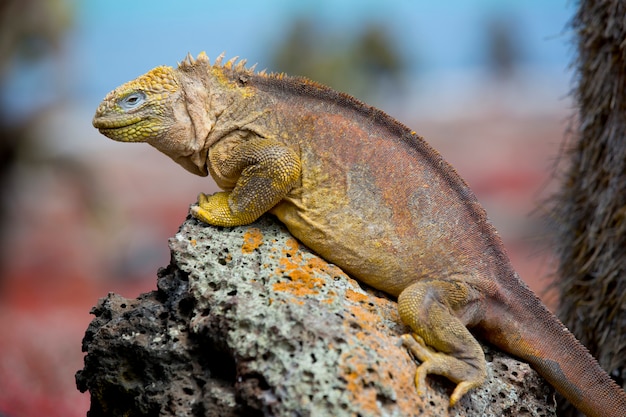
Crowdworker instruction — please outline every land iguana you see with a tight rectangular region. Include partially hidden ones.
[92,52,626,417]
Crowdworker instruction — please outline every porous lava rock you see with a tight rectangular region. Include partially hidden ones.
[76,213,555,416]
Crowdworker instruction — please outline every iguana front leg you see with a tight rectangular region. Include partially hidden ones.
[192,136,301,227]
[398,279,487,407]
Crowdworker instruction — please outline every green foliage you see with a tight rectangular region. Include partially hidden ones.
[271,18,407,101]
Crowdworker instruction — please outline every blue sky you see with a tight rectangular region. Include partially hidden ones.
[3,0,575,120]
[76,1,574,93]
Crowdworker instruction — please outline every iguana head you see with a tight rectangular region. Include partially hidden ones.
[93,52,254,176]
[93,66,181,143]
[93,56,217,176]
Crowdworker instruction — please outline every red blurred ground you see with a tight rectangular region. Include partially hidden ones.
[0,101,565,416]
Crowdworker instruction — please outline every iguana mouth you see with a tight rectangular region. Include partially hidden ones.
[93,116,149,142]
[92,115,143,130]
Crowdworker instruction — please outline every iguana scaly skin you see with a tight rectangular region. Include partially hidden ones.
[93,52,626,417]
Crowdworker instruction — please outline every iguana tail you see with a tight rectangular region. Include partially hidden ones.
[483,279,626,417]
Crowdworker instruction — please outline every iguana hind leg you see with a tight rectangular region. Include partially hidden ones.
[398,279,487,406]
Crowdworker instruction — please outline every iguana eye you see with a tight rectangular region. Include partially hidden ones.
[119,92,146,110]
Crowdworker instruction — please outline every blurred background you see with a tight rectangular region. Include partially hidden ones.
[0,1,575,415]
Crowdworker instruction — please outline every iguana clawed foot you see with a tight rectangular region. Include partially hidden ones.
[191,192,255,227]
[401,333,485,407]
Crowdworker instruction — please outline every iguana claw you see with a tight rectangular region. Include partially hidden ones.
[401,332,482,407]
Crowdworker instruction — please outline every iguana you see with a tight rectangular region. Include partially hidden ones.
[93,52,626,417]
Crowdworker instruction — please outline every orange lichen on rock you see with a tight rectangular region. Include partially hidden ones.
[241,228,264,254]
[270,237,346,305]
[271,272,325,299]
[304,257,339,274]
[339,332,422,415]
[336,290,425,415]
[339,330,422,415]
[340,346,382,414]
[345,288,370,304]
[272,245,326,299]
[283,237,300,256]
